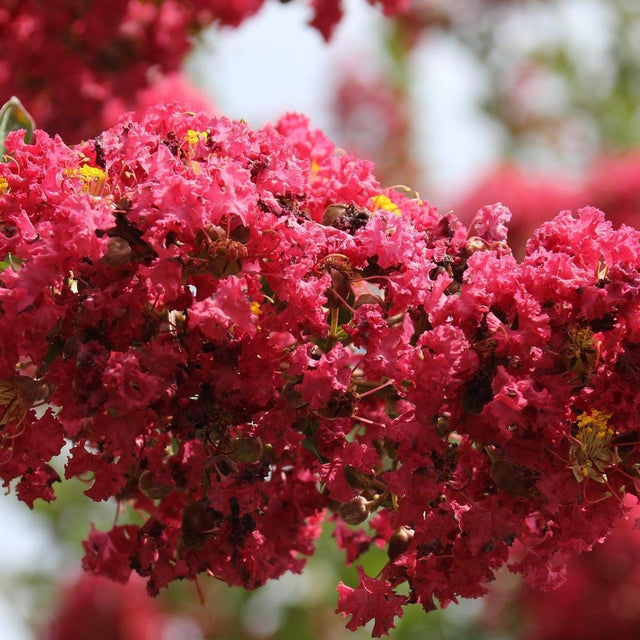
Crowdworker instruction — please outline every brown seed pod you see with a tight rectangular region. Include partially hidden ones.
[339,495,370,525]
[138,470,172,500]
[13,375,40,406]
[322,204,348,226]
[388,525,415,561]
[103,236,132,266]
[181,500,220,550]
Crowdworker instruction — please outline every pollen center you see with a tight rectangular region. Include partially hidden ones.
[570,410,618,483]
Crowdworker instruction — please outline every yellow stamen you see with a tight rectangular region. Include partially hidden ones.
[63,165,106,196]
[371,194,400,215]
[570,409,617,483]
[250,301,262,315]
[310,159,321,178]
[184,129,208,145]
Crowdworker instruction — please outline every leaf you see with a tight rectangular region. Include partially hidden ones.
[0,96,35,158]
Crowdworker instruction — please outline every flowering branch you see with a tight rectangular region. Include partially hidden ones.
[1,103,640,636]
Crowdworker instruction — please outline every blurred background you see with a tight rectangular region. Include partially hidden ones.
[3,0,640,637]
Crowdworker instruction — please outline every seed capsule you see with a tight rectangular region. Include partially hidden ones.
[322,204,347,226]
[103,237,132,266]
[339,495,370,525]
[181,500,220,550]
[388,526,415,561]
[138,470,172,500]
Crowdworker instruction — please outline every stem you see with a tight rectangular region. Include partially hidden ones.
[194,575,207,605]
[358,379,395,399]
[353,415,387,428]
[329,308,340,337]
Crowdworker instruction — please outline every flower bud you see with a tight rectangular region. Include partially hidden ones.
[138,470,172,499]
[181,501,220,550]
[322,204,347,226]
[230,436,263,463]
[103,236,132,266]
[339,495,370,525]
[13,375,39,406]
[261,443,276,464]
[203,224,226,241]
[465,236,487,254]
[35,381,51,403]
[388,526,414,561]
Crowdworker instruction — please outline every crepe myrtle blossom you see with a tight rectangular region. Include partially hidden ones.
[2,104,640,636]
[0,0,410,141]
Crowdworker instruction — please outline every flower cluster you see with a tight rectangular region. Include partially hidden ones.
[0,0,410,141]
[2,104,640,635]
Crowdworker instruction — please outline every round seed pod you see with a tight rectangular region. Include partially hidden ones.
[103,236,132,266]
[339,495,370,525]
[388,525,415,561]
[138,470,172,500]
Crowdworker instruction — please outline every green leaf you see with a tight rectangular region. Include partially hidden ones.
[0,253,24,273]
[0,96,35,159]
[302,436,328,463]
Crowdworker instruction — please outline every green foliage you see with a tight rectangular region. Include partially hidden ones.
[0,96,34,158]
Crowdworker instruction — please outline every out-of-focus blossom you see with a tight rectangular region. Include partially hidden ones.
[452,152,640,258]
[0,1,204,141]
[311,0,411,41]
[41,574,169,640]
[584,152,640,230]
[482,505,640,640]
[0,0,409,141]
[331,67,420,188]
